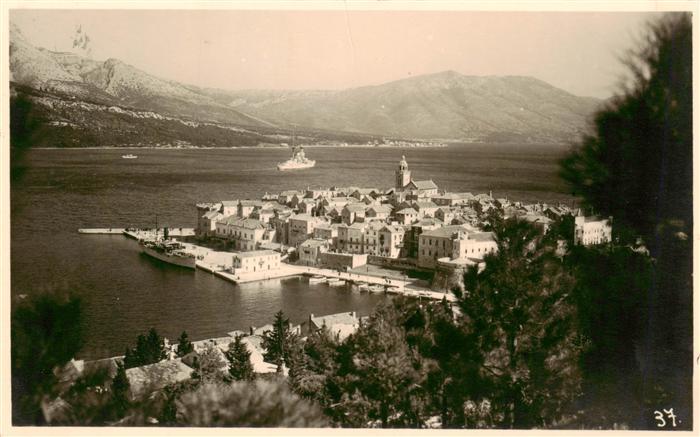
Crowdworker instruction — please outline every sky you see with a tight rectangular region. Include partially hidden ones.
[10,8,665,98]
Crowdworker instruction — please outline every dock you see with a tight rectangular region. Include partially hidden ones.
[78,228,125,234]
[78,228,195,238]
[291,265,456,302]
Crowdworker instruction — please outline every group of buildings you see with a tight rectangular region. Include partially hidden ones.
[46,310,364,421]
[195,156,612,279]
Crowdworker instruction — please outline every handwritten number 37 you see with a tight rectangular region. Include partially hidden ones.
[654,408,677,427]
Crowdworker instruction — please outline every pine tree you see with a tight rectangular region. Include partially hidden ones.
[192,342,227,383]
[145,327,167,363]
[111,362,130,416]
[225,335,254,381]
[176,331,194,357]
[332,303,430,428]
[458,218,581,428]
[262,310,299,367]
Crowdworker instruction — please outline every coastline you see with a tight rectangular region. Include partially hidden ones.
[31,144,453,150]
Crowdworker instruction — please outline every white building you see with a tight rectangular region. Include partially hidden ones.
[451,231,498,260]
[574,215,612,246]
[231,250,281,274]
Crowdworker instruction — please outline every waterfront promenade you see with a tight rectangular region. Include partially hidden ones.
[79,228,455,301]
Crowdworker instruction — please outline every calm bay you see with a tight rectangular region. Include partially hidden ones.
[10,144,574,359]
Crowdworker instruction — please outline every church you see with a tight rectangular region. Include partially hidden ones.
[394,155,439,197]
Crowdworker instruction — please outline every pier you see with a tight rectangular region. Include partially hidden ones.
[78,228,126,234]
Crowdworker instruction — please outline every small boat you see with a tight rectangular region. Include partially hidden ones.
[122,154,138,159]
[386,286,402,294]
[327,278,346,287]
[308,275,326,284]
[356,282,369,292]
[368,284,384,293]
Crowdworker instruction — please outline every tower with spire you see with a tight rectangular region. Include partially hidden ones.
[395,155,411,189]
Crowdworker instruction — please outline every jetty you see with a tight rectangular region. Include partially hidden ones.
[78,228,125,234]
[79,228,195,238]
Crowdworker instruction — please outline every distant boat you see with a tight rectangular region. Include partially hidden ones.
[122,154,138,159]
[277,145,315,171]
[277,128,314,171]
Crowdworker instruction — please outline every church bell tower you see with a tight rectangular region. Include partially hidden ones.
[395,155,411,189]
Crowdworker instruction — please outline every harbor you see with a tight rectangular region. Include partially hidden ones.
[78,226,454,301]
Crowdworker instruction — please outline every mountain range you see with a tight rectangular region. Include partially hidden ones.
[9,23,601,147]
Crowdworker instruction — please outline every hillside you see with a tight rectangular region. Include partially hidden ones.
[204,71,601,142]
[10,22,600,145]
[9,23,267,129]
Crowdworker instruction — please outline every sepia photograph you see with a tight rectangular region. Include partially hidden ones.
[2,1,696,433]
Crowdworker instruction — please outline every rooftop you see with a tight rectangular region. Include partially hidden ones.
[300,238,329,248]
[234,250,279,258]
[410,180,439,190]
[126,359,193,400]
[422,224,472,239]
[310,311,359,329]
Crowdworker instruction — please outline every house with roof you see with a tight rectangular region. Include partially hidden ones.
[451,231,498,260]
[411,200,439,218]
[432,192,474,207]
[435,207,460,225]
[250,208,275,224]
[337,222,367,254]
[362,221,387,256]
[378,224,406,258]
[278,190,303,205]
[231,250,281,275]
[405,180,439,197]
[219,200,240,217]
[522,214,554,233]
[299,238,330,266]
[288,214,326,246]
[404,218,444,259]
[417,224,473,269]
[304,186,334,199]
[216,216,268,251]
[395,207,419,225]
[308,311,360,341]
[125,359,194,400]
[313,223,340,245]
[350,188,379,201]
[366,204,393,221]
[197,209,223,238]
[297,199,317,215]
[341,203,368,225]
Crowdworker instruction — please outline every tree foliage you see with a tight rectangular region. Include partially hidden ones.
[123,328,168,369]
[190,342,227,383]
[329,302,434,428]
[175,381,328,427]
[225,335,255,382]
[175,331,194,358]
[262,310,300,368]
[458,218,582,428]
[559,12,693,429]
[560,12,692,248]
[11,292,84,424]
